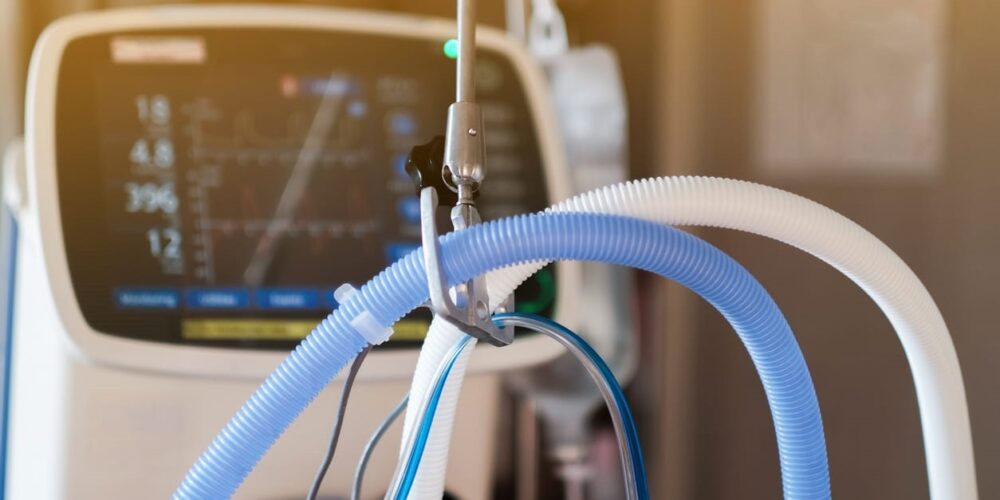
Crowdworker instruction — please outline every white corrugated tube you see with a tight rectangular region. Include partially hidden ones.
[400,176,976,500]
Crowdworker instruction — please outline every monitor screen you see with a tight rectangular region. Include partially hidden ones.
[54,28,555,350]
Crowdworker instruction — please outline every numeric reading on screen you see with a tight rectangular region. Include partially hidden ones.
[136,94,172,126]
[129,138,175,169]
[125,182,179,213]
[147,228,182,259]
[123,94,184,275]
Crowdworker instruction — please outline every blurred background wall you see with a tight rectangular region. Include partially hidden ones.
[655,0,1000,498]
[2,0,997,499]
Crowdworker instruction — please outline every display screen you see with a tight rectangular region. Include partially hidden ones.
[55,29,555,350]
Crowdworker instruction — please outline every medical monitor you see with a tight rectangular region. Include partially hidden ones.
[25,6,575,377]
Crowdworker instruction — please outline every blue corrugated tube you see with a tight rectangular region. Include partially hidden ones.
[174,212,830,500]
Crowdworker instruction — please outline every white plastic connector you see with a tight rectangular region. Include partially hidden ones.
[333,283,357,304]
[335,283,393,345]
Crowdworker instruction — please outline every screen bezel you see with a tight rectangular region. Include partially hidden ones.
[55,27,555,352]
[26,5,580,380]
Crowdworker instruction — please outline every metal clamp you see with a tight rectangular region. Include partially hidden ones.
[416,0,513,347]
[420,187,513,346]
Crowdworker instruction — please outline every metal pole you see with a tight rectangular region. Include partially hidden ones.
[456,0,477,103]
[444,0,486,200]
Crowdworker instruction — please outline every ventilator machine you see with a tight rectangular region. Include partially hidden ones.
[0,2,979,500]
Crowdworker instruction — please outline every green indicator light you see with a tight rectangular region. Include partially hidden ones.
[443,38,459,59]
[515,268,556,315]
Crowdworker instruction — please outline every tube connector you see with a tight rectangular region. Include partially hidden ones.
[335,283,393,345]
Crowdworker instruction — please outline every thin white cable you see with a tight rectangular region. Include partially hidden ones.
[505,0,526,41]
[401,176,976,500]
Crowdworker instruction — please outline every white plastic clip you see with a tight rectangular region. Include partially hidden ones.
[528,0,568,59]
[336,283,393,345]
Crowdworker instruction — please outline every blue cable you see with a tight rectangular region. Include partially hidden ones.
[497,313,649,499]
[0,208,18,500]
[393,336,472,499]
[393,313,649,500]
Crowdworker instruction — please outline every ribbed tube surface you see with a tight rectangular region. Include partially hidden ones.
[549,177,973,500]
[175,212,829,500]
[407,176,972,500]
[398,319,470,499]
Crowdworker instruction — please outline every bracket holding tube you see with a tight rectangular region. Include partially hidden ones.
[413,0,513,347]
[420,187,513,346]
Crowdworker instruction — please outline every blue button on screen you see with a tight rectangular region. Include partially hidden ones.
[324,289,340,310]
[347,100,367,118]
[393,153,410,179]
[114,288,179,309]
[387,112,416,136]
[397,196,421,224]
[255,289,319,310]
[186,288,250,309]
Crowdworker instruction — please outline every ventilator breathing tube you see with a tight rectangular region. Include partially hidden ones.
[406,175,974,500]
[174,211,831,500]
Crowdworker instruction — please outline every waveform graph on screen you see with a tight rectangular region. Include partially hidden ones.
[179,79,382,289]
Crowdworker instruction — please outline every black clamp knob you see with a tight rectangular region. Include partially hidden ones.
[405,136,478,206]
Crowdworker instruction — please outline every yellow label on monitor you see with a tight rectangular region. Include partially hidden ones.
[393,319,430,341]
[182,318,431,341]
[183,319,317,340]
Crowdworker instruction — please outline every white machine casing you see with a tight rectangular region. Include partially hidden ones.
[7,5,580,499]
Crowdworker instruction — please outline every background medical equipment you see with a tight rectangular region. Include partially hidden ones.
[508,40,636,500]
[0,5,642,498]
